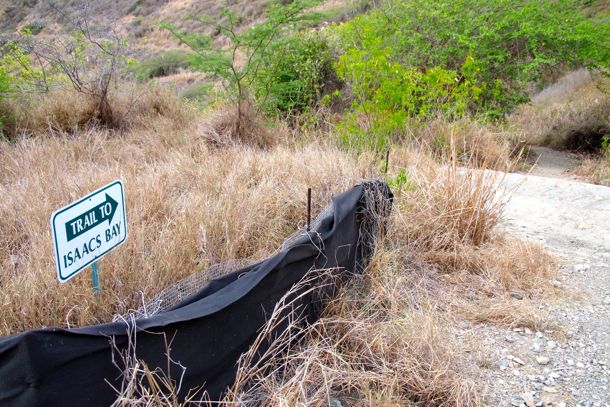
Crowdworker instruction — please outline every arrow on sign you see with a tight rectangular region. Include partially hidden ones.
[65,193,118,242]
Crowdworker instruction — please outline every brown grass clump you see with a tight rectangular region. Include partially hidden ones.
[223,255,480,406]
[444,239,557,330]
[5,84,191,137]
[572,156,610,186]
[197,100,278,149]
[385,149,557,330]
[508,69,610,147]
[410,117,521,171]
[390,152,508,250]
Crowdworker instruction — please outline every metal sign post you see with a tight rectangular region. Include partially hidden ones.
[91,261,100,295]
[307,187,312,231]
[384,149,390,174]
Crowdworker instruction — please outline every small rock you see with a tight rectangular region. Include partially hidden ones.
[499,359,509,371]
[537,356,551,365]
[521,392,535,407]
[547,341,557,350]
[513,357,526,366]
[576,362,585,368]
[541,395,555,406]
[573,264,590,272]
[330,399,342,407]
[542,386,558,393]
[511,290,524,300]
[533,339,542,352]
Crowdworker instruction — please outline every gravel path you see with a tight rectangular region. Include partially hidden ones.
[477,170,610,406]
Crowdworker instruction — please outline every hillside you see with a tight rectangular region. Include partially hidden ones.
[0,0,609,405]
[0,0,269,57]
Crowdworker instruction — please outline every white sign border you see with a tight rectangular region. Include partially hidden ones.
[50,180,128,283]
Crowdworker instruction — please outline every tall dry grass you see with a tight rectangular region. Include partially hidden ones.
[409,117,521,171]
[3,84,191,137]
[108,144,556,406]
[0,94,558,405]
[387,151,556,327]
[0,117,373,335]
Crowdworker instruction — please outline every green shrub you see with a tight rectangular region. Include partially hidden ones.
[334,49,486,149]
[21,20,45,35]
[0,42,44,138]
[133,50,195,79]
[252,32,335,115]
[0,67,13,137]
[329,0,609,148]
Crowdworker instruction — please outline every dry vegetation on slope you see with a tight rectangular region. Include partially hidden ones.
[0,87,560,404]
[0,108,376,334]
[0,0,269,56]
[4,0,600,403]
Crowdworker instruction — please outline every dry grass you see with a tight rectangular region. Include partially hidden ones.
[0,94,559,405]
[572,156,610,186]
[215,157,557,405]
[385,152,557,330]
[197,101,279,148]
[223,258,480,407]
[508,69,610,147]
[0,116,372,335]
[111,145,556,406]
[409,117,521,171]
[4,84,191,137]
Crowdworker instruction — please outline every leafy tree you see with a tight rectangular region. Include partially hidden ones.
[164,0,321,135]
[252,32,335,116]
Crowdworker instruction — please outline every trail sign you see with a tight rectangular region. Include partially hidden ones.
[51,180,127,283]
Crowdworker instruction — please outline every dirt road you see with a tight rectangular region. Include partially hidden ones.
[481,162,610,406]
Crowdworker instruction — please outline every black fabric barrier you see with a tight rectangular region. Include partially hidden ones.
[0,181,392,406]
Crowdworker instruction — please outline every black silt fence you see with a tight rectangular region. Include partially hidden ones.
[0,181,393,406]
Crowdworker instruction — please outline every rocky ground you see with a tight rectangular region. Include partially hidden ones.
[474,152,610,406]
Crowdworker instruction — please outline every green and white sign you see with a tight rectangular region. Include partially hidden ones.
[51,180,127,283]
